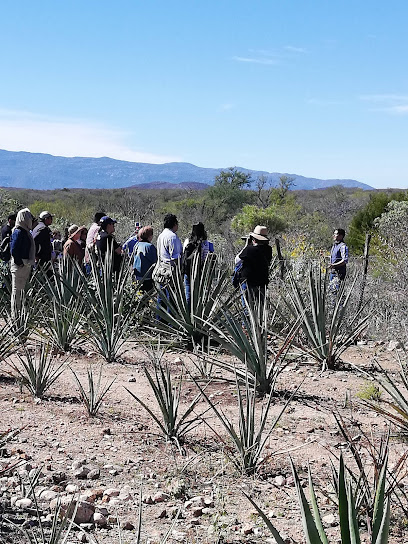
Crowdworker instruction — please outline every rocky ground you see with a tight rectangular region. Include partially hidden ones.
[1,339,408,543]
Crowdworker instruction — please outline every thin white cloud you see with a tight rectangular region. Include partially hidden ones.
[0,109,180,163]
[284,45,307,53]
[359,94,408,115]
[232,56,279,65]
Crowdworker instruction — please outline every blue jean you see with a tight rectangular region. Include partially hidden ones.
[184,274,191,308]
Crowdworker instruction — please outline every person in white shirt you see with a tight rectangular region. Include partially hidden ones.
[156,214,183,265]
[155,214,183,316]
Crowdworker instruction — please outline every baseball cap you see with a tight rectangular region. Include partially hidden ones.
[39,211,54,220]
[99,216,117,227]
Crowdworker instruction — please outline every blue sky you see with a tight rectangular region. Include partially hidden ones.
[0,1,407,188]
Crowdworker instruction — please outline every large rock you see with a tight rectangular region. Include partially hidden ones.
[50,496,95,524]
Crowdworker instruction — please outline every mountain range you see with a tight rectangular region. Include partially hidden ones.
[0,149,373,191]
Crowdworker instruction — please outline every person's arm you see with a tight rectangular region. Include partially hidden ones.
[10,230,24,266]
[331,244,348,268]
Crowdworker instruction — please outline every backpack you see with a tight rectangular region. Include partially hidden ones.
[231,260,243,288]
[181,241,201,277]
[0,235,11,262]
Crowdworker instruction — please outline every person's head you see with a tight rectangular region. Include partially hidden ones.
[70,225,87,242]
[93,212,106,224]
[52,230,61,239]
[139,226,153,243]
[249,225,269,245]
[15,208,34,231]
[190,222,207,243]
[7,214,16,227]
[80,228,88,241]
[99,216,117,234]
[39,211,53,226]
[163,213,178,232]
[68,224,79,236]
[333,228,345,242]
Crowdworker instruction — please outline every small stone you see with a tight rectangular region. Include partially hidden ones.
[121,520,135,530]
[387,340,402,351]
[192,507,203,517]
[95,506,109,516]
[173,357,183,364]
[74,466,91,479]
[16,498,33,509]
[142,494,154,504]
[94,512,107,527]
[102,428,111,435]
[128,377,136,383]
[104,488,120,498]
[322,513,337,526]
[72,459,87,471]
[52,471,67,484]
[87,468,100,480]
[38,489,58,501]
[153,491,168,503]
[66,484,79,493]
[203,498,214,508]
[274,475,286,487]
[157,509,167,519]
[241,524,253,535]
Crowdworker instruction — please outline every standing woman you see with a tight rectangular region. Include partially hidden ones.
[10,208,36,318]
[183,222,214,306]
[133,226,157,292]
[238,225,272,303]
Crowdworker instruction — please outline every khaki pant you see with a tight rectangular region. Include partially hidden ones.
[10,263,32,319]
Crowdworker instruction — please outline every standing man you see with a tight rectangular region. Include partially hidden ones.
[32,211,53,272]
[154,214,183,313]
[156,214,183,272]
[0,213,16,262]
[330,228,348,282]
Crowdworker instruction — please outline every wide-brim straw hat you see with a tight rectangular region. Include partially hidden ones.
[69,225,87,239]
[249,225,269,241]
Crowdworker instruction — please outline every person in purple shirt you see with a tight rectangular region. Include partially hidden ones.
[330,228,348,282]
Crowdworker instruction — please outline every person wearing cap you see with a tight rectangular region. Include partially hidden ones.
[237,225,272,302]
[123,222,142,257]
[96,216,123,275]
[63,226,87,265]
[0,213,17,262]
[32,211,54,272]
[10,208,36,318]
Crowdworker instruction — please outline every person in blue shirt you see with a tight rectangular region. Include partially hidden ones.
[330,228,349,283]
[133,225,157,292]
[123,222,141,257]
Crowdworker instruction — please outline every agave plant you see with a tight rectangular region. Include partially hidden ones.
[197,295,299,394]
[148,254,234,349]
[80,251,138,363]
[35,257,87,352]
[197,371,294,475]
[245,454,390,543]
[361,356,408,435]
[286,265,370,370]
[8,342,67,398]
[71,363,116,416]
[126,344,205,447]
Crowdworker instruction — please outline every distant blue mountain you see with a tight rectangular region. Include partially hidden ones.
[0,149,373,190]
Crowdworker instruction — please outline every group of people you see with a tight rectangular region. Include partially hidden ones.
[0,205,349,318]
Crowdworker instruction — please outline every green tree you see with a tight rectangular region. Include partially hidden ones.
[231,204,287,237]
[348,191,408,253]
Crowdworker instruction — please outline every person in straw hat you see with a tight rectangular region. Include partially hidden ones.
[63,225,88,265]
[237,225,272,302]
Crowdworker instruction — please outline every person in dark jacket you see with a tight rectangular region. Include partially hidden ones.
[10,208,36,318]
[0,214,17,262]
[32,211,53,272]
[133,225,157,292]
[237,225,272,303]
[96,216,123,276]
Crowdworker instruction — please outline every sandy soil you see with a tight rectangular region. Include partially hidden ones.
[1,339,408,544]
